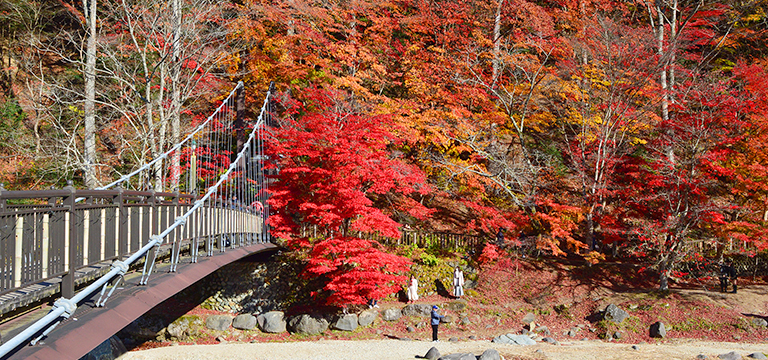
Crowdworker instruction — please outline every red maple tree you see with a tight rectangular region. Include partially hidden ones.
[266,87,432,306]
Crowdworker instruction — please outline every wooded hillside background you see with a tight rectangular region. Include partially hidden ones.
[3,0,768,287]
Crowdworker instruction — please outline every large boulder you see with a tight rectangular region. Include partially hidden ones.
[649,321,666,338]
[748,353,768,359]
[478,349,501,360]
[257,311,286,333]
[424,347,441,360]
[444,299,468,311]
[382,308,402,321]
[164,315,203,340]
[522,312,536,324]
[233,314,258,330]
[166,321,189,339]
[205,315,233,331]
[535,325,550,336]
[438,354,476,360]
[491,334,536,345]
[402,304,432,317]
[358,309,378,326]
[751,318,768,328]
[288,314,329,335]
[603,304,629,324]
[718,352,741,360]
[332,314,358,332]
[522,312,536,330]
[440,315,454,324]
[542,337,559,345]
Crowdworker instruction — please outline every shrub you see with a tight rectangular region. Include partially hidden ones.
[477,243,500,265]
[420,253,439,267]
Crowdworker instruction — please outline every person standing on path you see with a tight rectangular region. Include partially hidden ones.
[719,260,738,293]
[430,305,444,342]
[719,261,729,293]
[452,267,464,298]
[407,274,419,303]
[496,228,505,248]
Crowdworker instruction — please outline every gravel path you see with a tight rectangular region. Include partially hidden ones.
[117,339,768,360]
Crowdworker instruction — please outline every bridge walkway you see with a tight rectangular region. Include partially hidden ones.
[0,241,277,360]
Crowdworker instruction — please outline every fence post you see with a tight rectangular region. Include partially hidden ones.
[149,190,157,241]
[115,186,126,257]
[42,213,49,278]
[62,180,77,298]
[145,190,158,273]
[13,217,23,288]
[0,183,6,211]
[204,201,211,255]
[172,190,180,245]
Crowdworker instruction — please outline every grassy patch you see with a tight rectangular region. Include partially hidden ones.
[670,317,719,332]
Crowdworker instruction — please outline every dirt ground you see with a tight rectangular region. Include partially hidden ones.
[118,259,768,359]
[117,285,768,360]
[117,338,768,360]
[666,284,768,316]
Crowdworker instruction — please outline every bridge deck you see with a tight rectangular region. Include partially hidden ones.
[0,242,277,360]
[0,263,112,318]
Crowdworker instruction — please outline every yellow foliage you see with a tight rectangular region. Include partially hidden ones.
[743,7,766,23]
[584,251,606,265]
[527,111,556,133]
[68,105,84,116]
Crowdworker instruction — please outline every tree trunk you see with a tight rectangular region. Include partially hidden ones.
[154,52,167,192]
[491,0,503,89]
[149,64,162,191]
[656,4,669,124]
[658,257,669,291]
[586,211,596,251]
[169,0,182,191]
[83,0,98,188]
[669,0,677,93]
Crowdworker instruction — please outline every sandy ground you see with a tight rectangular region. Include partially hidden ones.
[117,339,768,360]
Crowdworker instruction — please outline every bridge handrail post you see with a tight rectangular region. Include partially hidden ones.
[62,180,77,298]
[172,189,180,246]
[148,190,157,243]
[0,183,6,211]
[115,186,127,257]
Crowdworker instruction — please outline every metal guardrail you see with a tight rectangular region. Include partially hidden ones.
[0,82,272,358]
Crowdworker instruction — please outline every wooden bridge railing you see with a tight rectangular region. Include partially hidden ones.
[0,183,262,299]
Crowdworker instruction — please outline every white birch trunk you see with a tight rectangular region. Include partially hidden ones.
[491,0,503,89]
[83,0,98,188]
[170,0,183,192]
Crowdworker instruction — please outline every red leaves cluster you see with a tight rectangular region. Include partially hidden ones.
[477,243,501,266]
[304,237,411,306]
[266,87,430,306]
[267,88,431,241]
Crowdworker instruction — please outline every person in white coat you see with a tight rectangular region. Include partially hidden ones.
[407,274,419,303]
[453,267,464,298]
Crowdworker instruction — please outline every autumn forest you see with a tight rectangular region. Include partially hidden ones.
[3,0,768,304]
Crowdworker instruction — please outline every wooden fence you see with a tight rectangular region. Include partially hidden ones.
[298,225,486,250]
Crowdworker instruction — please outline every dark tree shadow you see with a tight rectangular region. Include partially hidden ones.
[397,288,408,302]
[434,279,451,297]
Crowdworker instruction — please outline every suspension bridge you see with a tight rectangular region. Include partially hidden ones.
[0,81,276,359]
